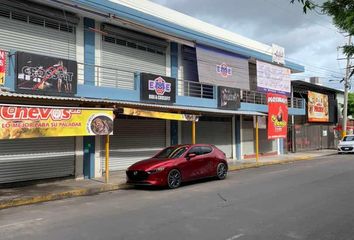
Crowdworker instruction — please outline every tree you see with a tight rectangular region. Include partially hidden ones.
[348,93,354,118]
[291,0,354,78]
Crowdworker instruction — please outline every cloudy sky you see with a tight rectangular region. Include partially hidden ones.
[150,0,349,89]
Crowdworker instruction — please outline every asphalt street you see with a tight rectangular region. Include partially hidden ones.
[1,154,354,240]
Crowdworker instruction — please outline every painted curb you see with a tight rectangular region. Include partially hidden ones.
[0,152,336,210]
[0,184,121,210]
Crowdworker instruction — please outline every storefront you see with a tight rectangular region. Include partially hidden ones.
[289,81,339,152]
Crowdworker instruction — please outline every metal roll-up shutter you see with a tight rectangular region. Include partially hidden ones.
[0,7,76,60]
[0,137,75,184]
[104,118,166,171]
[182,119,232,158]
[101,26,167,89]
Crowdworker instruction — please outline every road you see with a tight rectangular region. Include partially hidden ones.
[1,154,354,240]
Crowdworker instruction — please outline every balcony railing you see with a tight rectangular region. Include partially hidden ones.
[77,63,135,90]
[77,63,304,109]
[177,79,215,99]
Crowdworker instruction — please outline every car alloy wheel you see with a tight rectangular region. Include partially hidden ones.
[217,163,227,180]
[167,169,181,189]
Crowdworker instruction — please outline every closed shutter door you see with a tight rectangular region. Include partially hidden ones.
[182,120,232,157]
[0,137,75,184]
[101,36,166,89]
[103,119,166,171]
[0,11,76,60]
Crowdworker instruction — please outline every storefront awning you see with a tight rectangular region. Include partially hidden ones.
[0,91,266,116]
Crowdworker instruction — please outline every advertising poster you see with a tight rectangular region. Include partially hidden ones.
[0,50,6,85]
[16,52,77,96]
[256,60,291,95]
[218,86,241,109]
[123,108,198,121]
[0,105,113,139]
[267,93,288,139]
[308,91,329,122]
[140,73,176,104]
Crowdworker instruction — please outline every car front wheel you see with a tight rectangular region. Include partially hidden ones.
[216,162,227,180]
[167,169,182,189]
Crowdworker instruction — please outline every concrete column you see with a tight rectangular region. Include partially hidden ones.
[75,136,84,179]
[232,115,237,161]
[94,135,102,178]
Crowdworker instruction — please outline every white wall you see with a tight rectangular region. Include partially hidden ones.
[75,136,84,179]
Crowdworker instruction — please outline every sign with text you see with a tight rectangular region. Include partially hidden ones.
[256,60,291,95]
[0,105,113,139]
[267,93,288,139]
[272,44,285,65]
[218,86,241,109]
[16,52,77,96]
[308,91,329,122]
[123,108,198,121]
[140,73,176,104]
[0,50,6,85]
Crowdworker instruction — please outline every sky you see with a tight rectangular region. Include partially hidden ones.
[150,0,349,90]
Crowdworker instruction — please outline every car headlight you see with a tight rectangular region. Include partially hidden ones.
[147,167,165,174]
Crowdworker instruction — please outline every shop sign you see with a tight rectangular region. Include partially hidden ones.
[308,91,329,122]
[216,63,232,78]
[218,86,241,109]
[256,60,291,95]
[254,116,267,129]
[272,44,285,65]
[140,73,176,104]
[267,93,288,139]
[0,104,113,139]
[0,50,6,85]
[16,52,77,96]
[123,108,199,121]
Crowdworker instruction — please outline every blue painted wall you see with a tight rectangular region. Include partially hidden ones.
[170,42,179,145]
[83,136,95,179]
[84,18,95,86]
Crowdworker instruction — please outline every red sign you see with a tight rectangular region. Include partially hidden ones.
[267,93,288,139]
[0,50,6,85]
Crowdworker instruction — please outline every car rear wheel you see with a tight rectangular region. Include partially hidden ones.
[167,169,182,189]
[216,162,227,180]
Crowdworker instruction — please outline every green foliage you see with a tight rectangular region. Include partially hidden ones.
[348,93,354,117]
[291,0,354,78]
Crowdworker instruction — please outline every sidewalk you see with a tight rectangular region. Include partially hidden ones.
[0,149,337,210]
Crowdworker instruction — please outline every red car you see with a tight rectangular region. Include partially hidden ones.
[126,144,228,189]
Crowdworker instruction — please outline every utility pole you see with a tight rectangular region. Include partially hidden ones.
[342,35,352,138]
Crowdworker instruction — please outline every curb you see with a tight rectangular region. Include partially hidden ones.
[0,184,121,210]
[0,152,336,210]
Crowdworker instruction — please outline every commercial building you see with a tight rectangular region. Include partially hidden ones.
[0,0,308,184]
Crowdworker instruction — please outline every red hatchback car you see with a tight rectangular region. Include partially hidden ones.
[126,144,228,189]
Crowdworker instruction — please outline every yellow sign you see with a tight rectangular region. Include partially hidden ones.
[308,91,329,122]
[0,50,6,85]
[0,105,114,139]
[123,108,198,121]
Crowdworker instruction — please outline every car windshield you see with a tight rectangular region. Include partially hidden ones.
[154,146,188,159]
[343,136,354,141]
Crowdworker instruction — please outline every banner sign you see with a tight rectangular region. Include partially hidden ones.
[308,91,329,122]
[123,108,198,122]
[256,60,291,95]
[0,50,6,85]
[218,86,241,109]
[16,52,77,96]
[196,44,250,90]
[140,73,176,104]
[271,44,285,65]
[267,93,288,139]
[0,105,113,139]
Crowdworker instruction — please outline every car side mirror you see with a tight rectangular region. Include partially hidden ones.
[186,153,197,160]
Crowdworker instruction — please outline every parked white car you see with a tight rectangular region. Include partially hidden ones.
[338,135,354,154]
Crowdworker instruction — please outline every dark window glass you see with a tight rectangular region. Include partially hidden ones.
[201,146,212,154]
[116,39,127,46]
[188,147,202,155]
[127,42,137,48]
